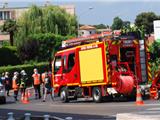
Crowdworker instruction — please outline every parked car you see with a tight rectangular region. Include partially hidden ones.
[0,83,6,104]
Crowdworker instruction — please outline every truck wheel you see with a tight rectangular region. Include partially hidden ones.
[92,87,102,103]
[60,88,69,103]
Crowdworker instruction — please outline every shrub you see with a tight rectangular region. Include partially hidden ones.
[17,33,73,62]
[0,46,21,66]
[0,62,49,86]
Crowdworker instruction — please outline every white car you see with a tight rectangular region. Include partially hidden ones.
[0,83,6,104]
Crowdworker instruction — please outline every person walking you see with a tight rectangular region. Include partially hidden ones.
[12,72,20,101]
[42,72,54,102]
[32,68,41,99]
[4,72,11,96]
[20,70,28,98]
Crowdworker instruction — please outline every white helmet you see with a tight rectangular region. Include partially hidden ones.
[21,70,26,75]
[14,72,18,75]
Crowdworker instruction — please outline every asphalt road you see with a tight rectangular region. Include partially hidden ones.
[0,93,160,120]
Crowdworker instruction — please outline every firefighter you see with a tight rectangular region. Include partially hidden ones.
[12,72,20,101]
[42,72,54,102]
[32,68,41,99]
[4,72,11,96]
[20,70,28,97]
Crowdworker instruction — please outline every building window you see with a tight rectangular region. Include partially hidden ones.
[6,11,10,19]
[0,11,10,20]
[0,12,2,20]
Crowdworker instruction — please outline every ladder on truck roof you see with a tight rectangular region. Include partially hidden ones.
[62,32,113,48]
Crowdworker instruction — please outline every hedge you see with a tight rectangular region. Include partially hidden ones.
[0,62,49,86]
[0,46,21,66]
[17,33,74,62]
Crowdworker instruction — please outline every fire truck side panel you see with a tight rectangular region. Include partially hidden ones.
[79,48,104,84]
[77,42,108,86]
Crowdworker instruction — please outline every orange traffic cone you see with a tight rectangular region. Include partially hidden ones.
[22,92,29,104]
[136,85,144,105]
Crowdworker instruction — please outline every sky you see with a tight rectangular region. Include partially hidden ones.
[0,0,160,25]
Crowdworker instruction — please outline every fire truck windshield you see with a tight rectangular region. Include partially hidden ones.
[54,56,62,74]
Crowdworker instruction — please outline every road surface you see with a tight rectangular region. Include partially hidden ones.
[0,93,160,120]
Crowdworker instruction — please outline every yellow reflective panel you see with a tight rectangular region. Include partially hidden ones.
[79,48,104,84]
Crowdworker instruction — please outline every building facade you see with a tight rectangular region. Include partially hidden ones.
[0,4,75,42]
[78,25,96,37]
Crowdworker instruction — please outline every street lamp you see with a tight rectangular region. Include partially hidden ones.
[77,7,94,37]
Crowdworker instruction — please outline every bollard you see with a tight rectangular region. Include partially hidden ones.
[24,113,31,120]
[7,112,15,120]
[44,115,50,120]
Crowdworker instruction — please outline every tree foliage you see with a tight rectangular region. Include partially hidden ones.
[17,33,71,62]
[93,24,107,29]
[149,41,160,73]
[14,5,77,62]
[121,25,145,39]
[150,41,160,62]
[15,5,77,46]
[135,12,159,35]
[0,46,21,66]
[123,21,130,28]
[111,17,123,30]
[2,19,17,46]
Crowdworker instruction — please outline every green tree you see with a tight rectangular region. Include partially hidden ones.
[2,19,17,46]
[17,33,72,62]
[150,41,160,62]
[123,21,130,28]
[149,41,160,73]
[94,24,107,29]
[135,12,159,35]
[15,5,77,46]
[111,17,123,30]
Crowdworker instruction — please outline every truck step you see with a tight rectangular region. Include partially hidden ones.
[68,90,75,92]
[68,96,75,98]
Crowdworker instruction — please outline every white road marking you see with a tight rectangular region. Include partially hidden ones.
[65,117,73,120]
[146,107,160,111]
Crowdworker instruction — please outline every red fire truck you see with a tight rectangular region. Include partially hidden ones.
[52,31,151,102]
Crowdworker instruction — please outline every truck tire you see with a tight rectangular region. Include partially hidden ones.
[60,88,69,103]
[92,87,102,103]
